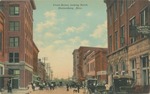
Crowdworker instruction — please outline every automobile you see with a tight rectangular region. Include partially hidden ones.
[85,78,97,94]
[94,85,108,94]
[108,75,135,94]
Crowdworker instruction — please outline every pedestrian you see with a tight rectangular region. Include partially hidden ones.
[27,83,32,93]
[7,79,12,93]
[77,84,80,93]
[31,83,35,91]
[66,84,69,91]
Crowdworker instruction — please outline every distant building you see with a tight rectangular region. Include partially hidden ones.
[72,49,79,81]
[37,59,46,83]
[73,46,108,82]
[105,0,150,91]
[83,48,108,83]
[0,0,37,89]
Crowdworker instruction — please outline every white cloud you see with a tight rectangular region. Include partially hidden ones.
[53,40,66,44]
[86,12,93,17]
[66,23,87,34]
[44,10,56,18]
[80,40,90,46]
[45,32,55,37]
[90,20,107,39]
[35,10,64,33]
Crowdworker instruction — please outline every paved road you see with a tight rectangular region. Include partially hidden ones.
[30,87,85,94]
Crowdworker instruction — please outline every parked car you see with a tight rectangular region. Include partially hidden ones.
[85,78,97,94]
[108,75,135,94]
[94,85,107,94]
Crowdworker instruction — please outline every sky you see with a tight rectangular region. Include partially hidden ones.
[33,0,107,79]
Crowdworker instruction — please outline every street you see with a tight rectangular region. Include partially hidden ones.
[30,87,85,94]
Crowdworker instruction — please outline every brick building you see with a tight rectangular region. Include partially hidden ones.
[73,46,108,82]
[0,10,5,89]
[105,0,150,92]
[83,48,108,83]
[72,49,79,82]
[0,0,38,89]
[37,59,46,83]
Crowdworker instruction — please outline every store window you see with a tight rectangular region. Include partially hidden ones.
[131,58,136,79]
[141,55,149,85]
[0,66,3,75]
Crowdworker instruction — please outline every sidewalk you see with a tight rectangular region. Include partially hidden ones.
[0,89,29,94]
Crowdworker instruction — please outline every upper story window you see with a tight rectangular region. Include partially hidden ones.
[129,17,136,43]
[0,32,2,51]
[140,7,148,26]
[9,52,19,63]
[120,0,124,15]
[127,0,135,8]
[120,26,125,47]
[9,5,19,16]
[0,4,3,10]
[115,31,118,50]
[108,7,112,25]
[109,35,112,53]
[114,0,117,21]
[9,21,20,31]
[9,37,19,47]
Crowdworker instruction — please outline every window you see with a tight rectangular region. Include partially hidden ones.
[9,5,19,16]
[109,7,112,25]
[9,21,20,31]
[9,52,19,63]
[109,35,112,52]
[0,32,2,50]
[127,0,135,8]
[9,37,19,47]
[115,64,119,74]
[140,7,148,26]
[129,17,136,43]
[120,26,125,47]
[120,0,124,15]
[141,55,149,85]
[8,69,20,75]
[0,66,3,75]
[115,31,118,50]
[114,0,117,21]
[131,59,136,79]
[0,4,3,10]
[121,62,126,75]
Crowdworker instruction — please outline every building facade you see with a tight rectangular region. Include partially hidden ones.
[37,59,46,83]
[72,49,79,82]
[105,0,150,92]
[83,48,108,83]
[73,46,108,82]
[0,10,5,89]
[0,0,37,89]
